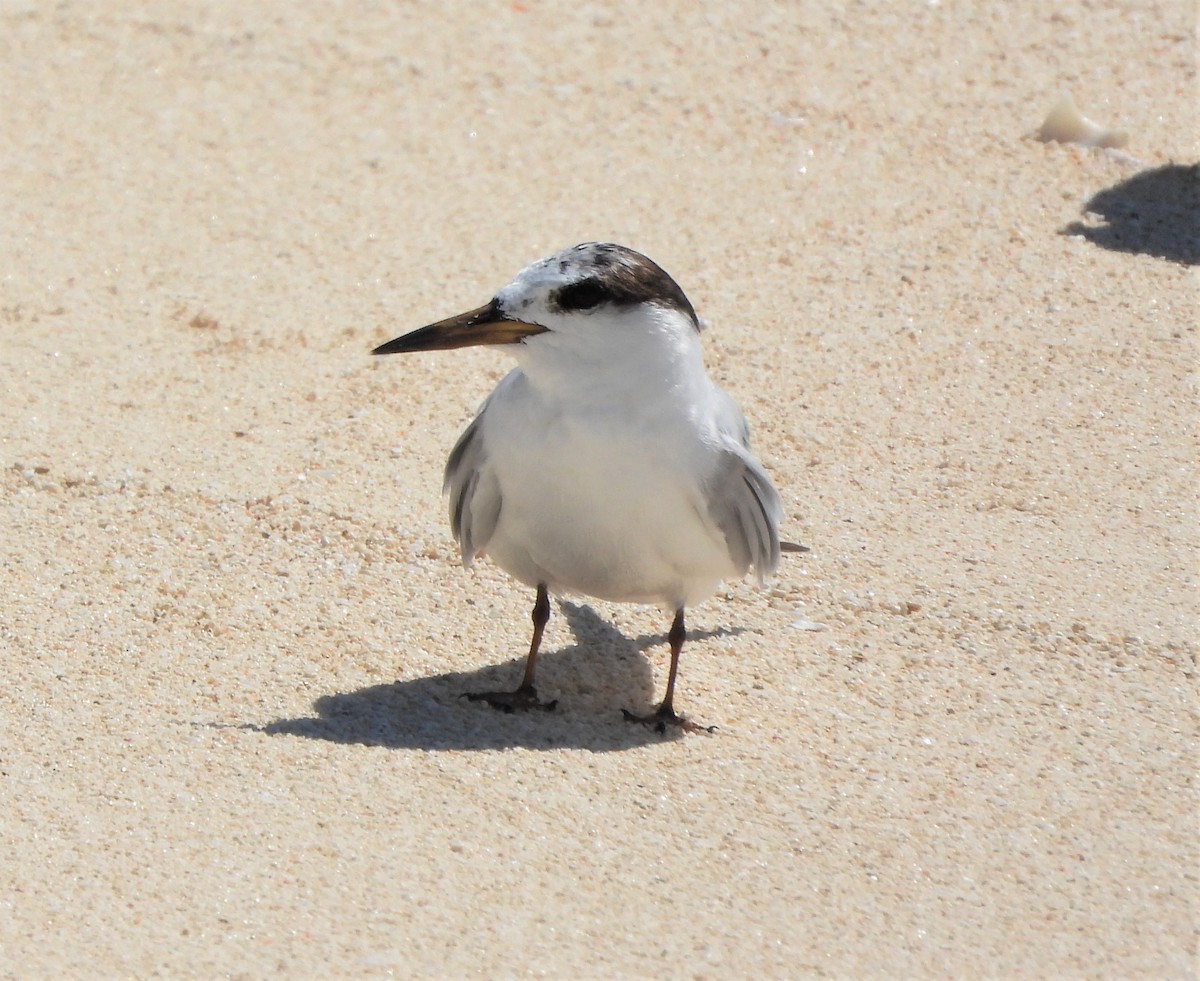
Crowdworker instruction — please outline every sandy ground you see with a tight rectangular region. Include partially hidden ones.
[2,2,1196,977]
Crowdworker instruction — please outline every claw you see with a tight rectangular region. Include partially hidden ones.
[462,685,557,713]
[622,705,716,734]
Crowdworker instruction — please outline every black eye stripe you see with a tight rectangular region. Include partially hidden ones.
[542,244,701,331]
[555,279,609,311]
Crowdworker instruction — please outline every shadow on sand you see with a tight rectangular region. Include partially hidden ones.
[1062,162,1199,266]
[247,602,744,752]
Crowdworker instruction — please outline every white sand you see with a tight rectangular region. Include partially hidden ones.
[2,2,1196,976]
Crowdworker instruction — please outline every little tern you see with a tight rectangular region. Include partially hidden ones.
[373,242,800,732]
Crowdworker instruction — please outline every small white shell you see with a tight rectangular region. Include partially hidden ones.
[1037,95,1129,149]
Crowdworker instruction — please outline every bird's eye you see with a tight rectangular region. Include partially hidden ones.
[556,279,608,311]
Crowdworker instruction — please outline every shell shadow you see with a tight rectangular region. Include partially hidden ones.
[249,601,745,752]
[1061,163,1199,265]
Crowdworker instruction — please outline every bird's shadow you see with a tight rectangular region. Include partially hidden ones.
[1061,162,1199,266]
[246,602,745,752]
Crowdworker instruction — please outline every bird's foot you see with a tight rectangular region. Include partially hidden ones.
[622,704,717,735]
[462,685,557,714]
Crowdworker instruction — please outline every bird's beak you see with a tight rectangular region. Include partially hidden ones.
[371,301,547,355]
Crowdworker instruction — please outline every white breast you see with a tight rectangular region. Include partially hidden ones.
[474,367,738,609]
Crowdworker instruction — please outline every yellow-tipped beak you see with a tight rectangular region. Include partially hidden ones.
[371,301,547,355]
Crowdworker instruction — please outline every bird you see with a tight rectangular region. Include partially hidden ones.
[372,242,802,732]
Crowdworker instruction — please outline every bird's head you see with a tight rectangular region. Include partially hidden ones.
[371,243,700,364]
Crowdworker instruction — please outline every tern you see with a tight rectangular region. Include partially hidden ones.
[373,242,801,732]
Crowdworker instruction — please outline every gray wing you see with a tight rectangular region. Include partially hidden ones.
[706,389,783,581]
[442,398,502,568]
[706,444,783,582]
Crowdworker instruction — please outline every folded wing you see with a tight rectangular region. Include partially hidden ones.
[703,380,784,587]
[443,402,502,567]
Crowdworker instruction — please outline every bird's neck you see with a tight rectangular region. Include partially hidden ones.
[514,327,710,414]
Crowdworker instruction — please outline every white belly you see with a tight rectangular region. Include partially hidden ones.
[476,377,737,609]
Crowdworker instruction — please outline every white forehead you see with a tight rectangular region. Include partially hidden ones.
[495,242,699,328]
[500,243,619,300]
